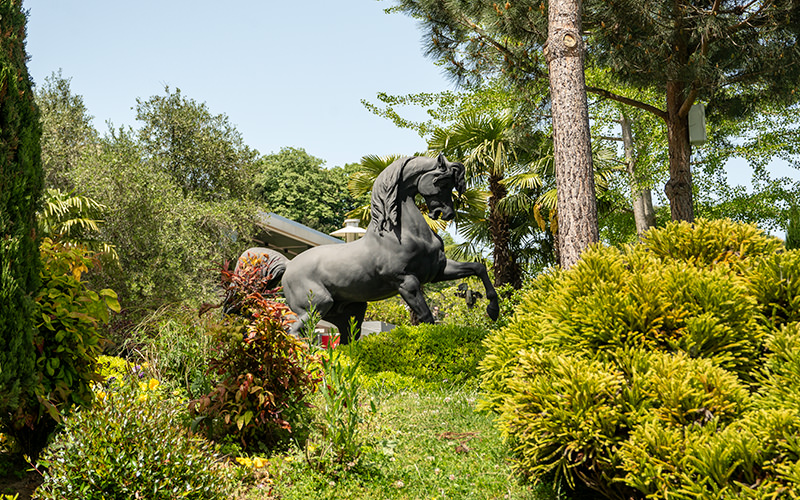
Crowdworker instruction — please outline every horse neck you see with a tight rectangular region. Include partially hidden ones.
[397,172,429,234]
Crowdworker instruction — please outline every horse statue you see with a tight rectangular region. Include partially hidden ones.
[228,153,499,343]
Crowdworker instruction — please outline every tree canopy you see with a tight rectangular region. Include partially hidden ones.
[136,87,259,201]
[253,147,356,235]
[392,0,800,222]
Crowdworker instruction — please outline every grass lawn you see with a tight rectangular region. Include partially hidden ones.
[236,381,565,500]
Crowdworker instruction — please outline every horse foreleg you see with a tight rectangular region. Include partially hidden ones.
[434,259,500,321]
[398,274,435,324]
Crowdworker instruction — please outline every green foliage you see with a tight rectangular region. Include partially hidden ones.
[618,408,800,499]
[6,239,119,457]
[38,188,118,262]
[71,127,257,312]
[787,206,800,250]
[35,70,98,191]
[310,325,372,464]
[0,0,43,436]
[640,217,783,267]
[33,378,234,499]
[36,82,260,313]
[124,305,218,399]
[480,219,800,499]
[758,323,800,412]
[190,266,318,451]
[135,86,258,201]
[364,296,412,326]
[253,147,356,234]
[434,281,518,331]
[355,323,487,385]
[748,250,800,328]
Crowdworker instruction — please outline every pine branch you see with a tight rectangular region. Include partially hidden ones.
[585,86,668,121]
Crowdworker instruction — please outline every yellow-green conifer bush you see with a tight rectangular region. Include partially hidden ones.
[480,219,800,499]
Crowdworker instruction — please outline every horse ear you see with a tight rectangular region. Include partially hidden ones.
[454,162,466,195]
[436,152,447,171]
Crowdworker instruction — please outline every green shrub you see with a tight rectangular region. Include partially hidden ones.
[481,219,800,499]
[33,378,233,499]
[5,239,119,457]
[364,296,412,326]
[355,323,487,385]
[190,264,318,451]
[748,250,800,328]
[619,408,800,499]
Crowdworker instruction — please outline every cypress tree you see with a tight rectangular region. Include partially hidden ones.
[0,1,44,423]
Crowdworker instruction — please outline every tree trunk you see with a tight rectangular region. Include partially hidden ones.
[620,112,656,237]
[488,175,521,288]
[546,0,598,270]
[664,80,694,221]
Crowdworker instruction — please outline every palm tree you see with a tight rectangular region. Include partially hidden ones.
[428,111,539,288]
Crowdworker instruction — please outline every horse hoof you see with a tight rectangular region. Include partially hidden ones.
[487,302,500,321]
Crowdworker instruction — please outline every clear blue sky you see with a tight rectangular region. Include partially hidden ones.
[24,0,454,168]
[23,0,797,206]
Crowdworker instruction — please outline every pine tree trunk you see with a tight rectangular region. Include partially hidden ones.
[546,0,598,270]
[620,113,656,237]
[664,80,694,222]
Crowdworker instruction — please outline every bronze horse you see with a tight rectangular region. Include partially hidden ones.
[231,154,499,343]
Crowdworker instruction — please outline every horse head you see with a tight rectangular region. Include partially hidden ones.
[371,154,465,233]
[417,153,465,221]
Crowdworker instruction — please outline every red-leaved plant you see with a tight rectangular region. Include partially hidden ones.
[190,258,320,450]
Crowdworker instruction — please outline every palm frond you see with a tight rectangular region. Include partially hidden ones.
[347,154,402,198]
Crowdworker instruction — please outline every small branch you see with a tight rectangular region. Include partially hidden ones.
[678,86,700,118]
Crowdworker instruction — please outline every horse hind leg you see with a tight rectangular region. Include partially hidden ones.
[324,302,367,345]
[286,292,335,339]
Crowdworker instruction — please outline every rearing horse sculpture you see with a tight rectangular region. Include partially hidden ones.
[231,154,499,343]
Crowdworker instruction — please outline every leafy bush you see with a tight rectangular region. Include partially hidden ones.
[481,219,800,499]
[355,323,488,385]
[190,264,318,451]
[364,296,412,326]
[4,239,119,457]
[33,378,233,499]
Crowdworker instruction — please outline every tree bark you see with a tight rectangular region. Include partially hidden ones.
[620,113,656,237]
[488,175,521,288]
[545,0,598,270]
[664,80,694,222]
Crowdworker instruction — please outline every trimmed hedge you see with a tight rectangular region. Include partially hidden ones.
[355,323,488,385]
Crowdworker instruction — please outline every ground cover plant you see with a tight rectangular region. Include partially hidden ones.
[481,218,800,499]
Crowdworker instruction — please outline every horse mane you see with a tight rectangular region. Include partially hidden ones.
[371,156,412,234]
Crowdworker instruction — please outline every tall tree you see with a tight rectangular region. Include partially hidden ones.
[253,147,356,234]
[0,1,43,423]
[136,87,258,201]
[392,0,800,222]
[546,0,599,268]
[35,70,98,191]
